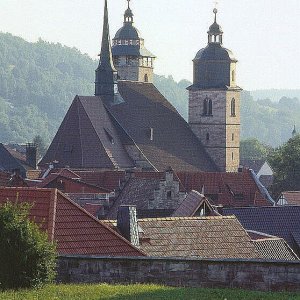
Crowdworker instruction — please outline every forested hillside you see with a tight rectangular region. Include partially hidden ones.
[0,32,298,147]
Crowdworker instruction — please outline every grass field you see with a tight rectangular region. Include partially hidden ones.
[0,284,300,300]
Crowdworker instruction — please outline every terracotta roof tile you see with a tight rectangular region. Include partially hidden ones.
[280,191,300,205]
[0,187,144,257]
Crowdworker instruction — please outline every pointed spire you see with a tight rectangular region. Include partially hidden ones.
[95,0,118,97]
[292,124,297,137]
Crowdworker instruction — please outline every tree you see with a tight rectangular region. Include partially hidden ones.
[240,138,272,160]
[268,134,300,196]
[0,202,56,289]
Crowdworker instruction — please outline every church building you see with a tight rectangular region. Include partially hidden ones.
[40,1,241,173]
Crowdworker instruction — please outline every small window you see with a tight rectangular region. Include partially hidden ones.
[232,133,234,141]
[203,97,213,116]
[144,74,149,82]
[232,152,234,161]
[206,133,210,141]
[231,98,236,117]
[167,191,172,199]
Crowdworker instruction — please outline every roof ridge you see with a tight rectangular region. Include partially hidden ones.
[138,216,235,222]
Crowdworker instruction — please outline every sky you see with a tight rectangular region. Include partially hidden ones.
[0,0,299,90]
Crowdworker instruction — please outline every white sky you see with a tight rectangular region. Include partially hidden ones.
[0,0,299,90]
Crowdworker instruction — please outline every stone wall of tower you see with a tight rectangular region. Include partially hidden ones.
[189,90,240,172]
[117,66,153,83]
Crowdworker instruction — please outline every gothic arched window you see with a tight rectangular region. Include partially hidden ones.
[203,97,213,116]
[231,98,236,117]
[208,99,213,115]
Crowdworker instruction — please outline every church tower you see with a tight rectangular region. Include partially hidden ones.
[112,0,156,83]
[188,9,242,172]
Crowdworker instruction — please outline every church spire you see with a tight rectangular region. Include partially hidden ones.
[292,124,297,137]
[95,0,118,97]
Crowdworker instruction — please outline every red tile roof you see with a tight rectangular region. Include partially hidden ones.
[177,169,270,207]
[280,191,300,205]
[37,173,110,193]
[0,187,144,256]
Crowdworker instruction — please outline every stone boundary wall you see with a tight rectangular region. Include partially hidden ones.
[57,256,300,292]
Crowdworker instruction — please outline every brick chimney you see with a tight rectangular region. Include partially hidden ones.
[26,143,37,169]
[117,205,139,247]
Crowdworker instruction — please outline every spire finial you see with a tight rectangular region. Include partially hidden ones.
[292,124,297,137]
[124,0,134,23]
[213,1,218,22]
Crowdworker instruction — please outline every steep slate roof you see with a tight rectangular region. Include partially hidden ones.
[137,216,261,259]
[172,190,218,217]
[107,177,161,219]
[0,144,28,177]
[223,206,300,256]
[176,170,270,207]
[0,187,144,256]
[0,171,11,186]
[106,81,217,172]
[41,81,217,172]
[240,159,266,174]
[253,238,299,261]
[40,96,134,169]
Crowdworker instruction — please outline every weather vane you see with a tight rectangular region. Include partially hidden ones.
[213,1,219,21]
[127,0,130,9]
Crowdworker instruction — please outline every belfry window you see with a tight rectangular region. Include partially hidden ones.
[231,98,236,117]
[203,97,213,116]
[144,74,149,82]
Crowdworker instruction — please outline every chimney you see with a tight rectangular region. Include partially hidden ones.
[26,143,37,169]
[117,205,139,247]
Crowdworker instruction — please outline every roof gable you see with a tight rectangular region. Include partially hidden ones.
[0,187,144,256]
[40,96,134,169]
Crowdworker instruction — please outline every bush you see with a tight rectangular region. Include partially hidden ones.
[0,201,57,289]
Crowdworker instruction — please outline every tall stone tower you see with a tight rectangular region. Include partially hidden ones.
[188,9,242,172]
[112,0,156,83]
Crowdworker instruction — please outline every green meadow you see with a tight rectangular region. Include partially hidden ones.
[0,284,299,300]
